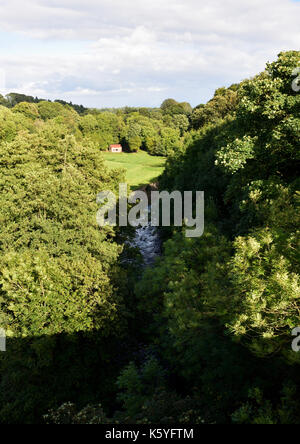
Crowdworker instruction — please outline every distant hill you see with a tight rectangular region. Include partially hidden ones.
[0,92,87,115]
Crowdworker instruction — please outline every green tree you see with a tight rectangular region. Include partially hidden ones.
[0,117,129,422]
[13,102,40,120]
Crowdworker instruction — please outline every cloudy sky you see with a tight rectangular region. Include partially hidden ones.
[0,0,299,108]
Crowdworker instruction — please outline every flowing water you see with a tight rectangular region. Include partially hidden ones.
[130,223,161,267]
[128,206,161,267]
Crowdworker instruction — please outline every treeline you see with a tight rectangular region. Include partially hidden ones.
[0,90,242,157]
[0,92,87,115]
[0,93,189,155]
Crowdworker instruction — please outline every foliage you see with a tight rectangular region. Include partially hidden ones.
[44,402,111,424]
[1,51,299,424]
[0,110,130,422]
[191,86,238,129]
[135,50,300,423]
[160,99,192,116]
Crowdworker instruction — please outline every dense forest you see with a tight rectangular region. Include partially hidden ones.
[0,92,192,156]
[0,50,299,424]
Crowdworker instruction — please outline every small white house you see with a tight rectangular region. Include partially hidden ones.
[109,144,122,153]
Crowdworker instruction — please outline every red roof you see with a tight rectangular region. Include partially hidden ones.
[110,144,122,148]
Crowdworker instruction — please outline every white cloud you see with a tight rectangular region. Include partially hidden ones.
[0,0,299,107]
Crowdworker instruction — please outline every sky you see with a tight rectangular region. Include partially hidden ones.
[0,0,299,108]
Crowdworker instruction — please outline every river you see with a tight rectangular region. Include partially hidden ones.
[129,217,161,266]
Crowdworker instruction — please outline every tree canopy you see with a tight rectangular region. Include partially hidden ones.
[0,51,299,424]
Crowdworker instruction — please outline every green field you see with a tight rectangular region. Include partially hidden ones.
[103,151,166,189]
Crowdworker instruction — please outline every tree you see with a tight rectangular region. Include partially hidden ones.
[161,99,192,116]
[37,101,66,120]
[137,51,300,423]
[128,135,142,152]
[13,102,40,120]
[0,115,129,422]
[160,98,178,112]
[191,88,238,129]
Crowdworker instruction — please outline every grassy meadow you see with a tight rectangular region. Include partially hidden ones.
[103,150,166,189]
